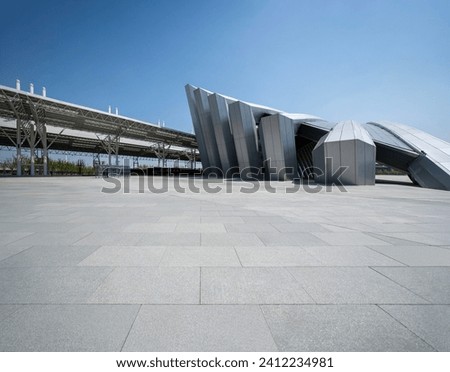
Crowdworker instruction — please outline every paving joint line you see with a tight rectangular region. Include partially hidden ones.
[375,304,437,351]
[369,266,432,304]
[119,304,142,352]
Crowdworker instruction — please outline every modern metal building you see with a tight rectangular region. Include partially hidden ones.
[186,84,450,191]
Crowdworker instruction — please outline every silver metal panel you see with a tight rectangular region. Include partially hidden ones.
[326,123,342,143]
[301,119,336,131]
[208,93,238,175]
[312,141,326,183]
[340,140,357,184]
[365,142,376,185]
[368,121,450,190]
[185,84,210,169]
[325,140,341,182]
[355,139,365,185]
[356,139,376,185]
[260,114,298,180]
[340,121,356,141]
[228,101,262,176]
[228,102,248,170]
[363,123,415,152]
[409,156,450,191]
[271,120,283,161]
[313,121,375,185]
[280,115,298,179]
[193,88,222,171]
[260,115,281,180]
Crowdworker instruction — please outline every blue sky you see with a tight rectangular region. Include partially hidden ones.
[1,0,449,140]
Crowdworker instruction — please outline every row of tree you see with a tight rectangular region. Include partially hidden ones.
[0,156,95,176]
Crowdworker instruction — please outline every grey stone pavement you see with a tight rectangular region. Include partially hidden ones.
[0,175,449,352]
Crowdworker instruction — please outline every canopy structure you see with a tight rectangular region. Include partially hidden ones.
[0,83,198,175]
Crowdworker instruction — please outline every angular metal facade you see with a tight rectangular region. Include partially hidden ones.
[185,84,450,191]
[228,101,262,177]
[208,93,238,176]
[185,84,280,178]
[365,121,450,190]
[193,88,222,170]
[185,85,210,169]
[312,121,376,185]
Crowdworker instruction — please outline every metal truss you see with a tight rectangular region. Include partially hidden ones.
[0,85,197,147]
[150,143,172,167]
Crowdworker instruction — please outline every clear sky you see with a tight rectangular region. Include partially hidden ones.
[1,0,449,140]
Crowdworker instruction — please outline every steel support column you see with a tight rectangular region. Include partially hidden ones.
[115,139,120,166]
[29,100,49,176]
[132,156,139,168]
[152,143,171,168]
[184,148,197,169]
[16,119,22,176]
[42,125,48,176]
[96,134,120,167]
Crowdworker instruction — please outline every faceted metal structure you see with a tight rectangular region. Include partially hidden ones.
[260,113,320,180]
[193,88,222,170]
[228,101,262,178]
[185,84,450,191]
[363,121,450,191]
[312,120,376,185]
[208,93,238,176]
[185,85,210,169]
[260,114,298,180]
[185,84,279,178]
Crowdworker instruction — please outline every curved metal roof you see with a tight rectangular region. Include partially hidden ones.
[368,121,450,169]
[325,120,374,143]
[363,122,418,153]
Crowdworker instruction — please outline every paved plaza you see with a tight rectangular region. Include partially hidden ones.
[0,175,449,351]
